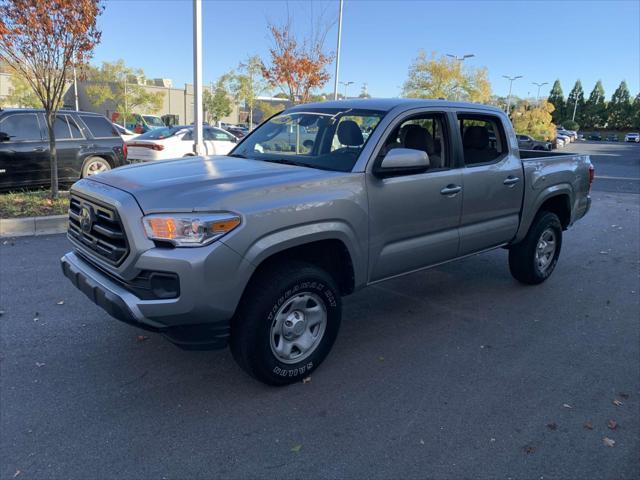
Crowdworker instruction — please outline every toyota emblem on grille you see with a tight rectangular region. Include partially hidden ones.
[79,204,95,233]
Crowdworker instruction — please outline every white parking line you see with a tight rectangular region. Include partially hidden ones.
[596,175,640,181]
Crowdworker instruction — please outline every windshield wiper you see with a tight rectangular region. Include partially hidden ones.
[263,158,309,168]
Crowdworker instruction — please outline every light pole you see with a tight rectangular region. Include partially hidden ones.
[333,0,344,101]
[446,53,474,100]
[503,75,523,114]
[532,81,548,104]
[192,0,204,155]
[340,80,354,99]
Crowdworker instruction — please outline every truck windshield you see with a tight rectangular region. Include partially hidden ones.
[230,108,385,172]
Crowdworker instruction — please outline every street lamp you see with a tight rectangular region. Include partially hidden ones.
[532,81,548,104]
[333,0,344,101]
[340,80,354,99]
[503,75,523,114]
[446,53,475,101]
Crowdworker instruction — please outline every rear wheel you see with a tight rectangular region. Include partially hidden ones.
[81,156,111,177]
[230,261,341,386]
[509,211,562,285]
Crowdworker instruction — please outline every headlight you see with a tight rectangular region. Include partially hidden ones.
[142,212,241,247]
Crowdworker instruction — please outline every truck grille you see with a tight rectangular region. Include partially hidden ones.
[68,194,129,265]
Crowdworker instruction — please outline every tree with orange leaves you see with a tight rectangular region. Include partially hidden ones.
[261,21,334,105]
[0,0,103,198]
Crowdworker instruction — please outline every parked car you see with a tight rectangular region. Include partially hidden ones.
[552,137,565,149]
[226,127,247,139]
[556,133,571,146]
[61,99,593,385]
[126,125,237,162]
[517,134,552,151]
[589,133,602,141]
[114,124,138,142]
[606,134,619,142]
[125,113,165,134]
[556,128,575,142]
[624,132,639,143]
[0,108,127,190]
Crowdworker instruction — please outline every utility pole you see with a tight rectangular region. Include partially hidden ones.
[333,0,344,101]
[340,80,354,99]
[446,53,474,101]
[532,81,548,104]
[503,75,523,114]
[192,0,204,155]
[73,66,79,111]
[572,96,578,121]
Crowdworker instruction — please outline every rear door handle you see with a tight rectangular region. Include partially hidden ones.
[440,184,462,196]
[503,176,520,186]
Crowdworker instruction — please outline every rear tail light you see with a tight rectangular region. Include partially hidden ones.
[122,143,128,160]
[588,164,595,192]
[128,142,164,151]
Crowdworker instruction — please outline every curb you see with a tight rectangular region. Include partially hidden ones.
[0,215,68,238]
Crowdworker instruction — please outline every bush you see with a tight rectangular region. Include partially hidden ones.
[561,120,580,131]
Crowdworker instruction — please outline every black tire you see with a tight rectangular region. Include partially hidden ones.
[81,156,112,178]
[509,211,563,285]
[230,261,342,386]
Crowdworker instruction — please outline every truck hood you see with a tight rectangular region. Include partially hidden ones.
[87,155,342,213]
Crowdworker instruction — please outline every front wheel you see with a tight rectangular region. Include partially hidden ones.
[509,211,563,285]
[230,261,342,386]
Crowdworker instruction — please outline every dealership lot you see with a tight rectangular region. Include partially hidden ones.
[1,146,639,479]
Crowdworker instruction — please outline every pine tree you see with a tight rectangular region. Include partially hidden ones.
[566,80,585,125]
[548,79,565,123]
[632,93,640,130]
[582,81,606,129]
[608,81,632,130]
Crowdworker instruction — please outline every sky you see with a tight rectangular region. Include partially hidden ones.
[93,0,640,100]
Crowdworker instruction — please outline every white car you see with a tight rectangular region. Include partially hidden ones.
[556,129,575,142]
[126,126,237,162]
[114,124,138,143]
[624,132,640,143]
[556,133,571,146]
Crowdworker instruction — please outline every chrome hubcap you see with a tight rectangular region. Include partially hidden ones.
[535,228,557,272]
[86,160,109,176]
[270,292,327,364]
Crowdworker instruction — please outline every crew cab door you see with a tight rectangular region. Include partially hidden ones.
[0,112,48,188]
[456,113,524,255]
[366,111,463,281]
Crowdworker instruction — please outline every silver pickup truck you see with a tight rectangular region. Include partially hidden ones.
[61,99,593,385]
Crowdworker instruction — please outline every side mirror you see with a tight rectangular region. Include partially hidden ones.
[375,148,429,177]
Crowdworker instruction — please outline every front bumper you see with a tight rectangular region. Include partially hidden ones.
[61,250,242,350]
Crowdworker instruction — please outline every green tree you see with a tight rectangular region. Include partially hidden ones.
[510,101,556,141]
[581,80,606,129]
[5,67,40,107]
[607,80,632,129]
[632,93,640,129]
[203,77,232,124]
[547,79,565,123]
[402,50,491,102]
[85,60,165,126]
[231,55,267,129]
[566,80,585,124]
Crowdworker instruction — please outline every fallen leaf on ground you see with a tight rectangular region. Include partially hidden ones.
[378,356,385,361]
[584,421,594,430]
[420,439,424,445]
[607,420,617,430]
[603,437,615,447]
[35,362,45,368]
[546,422,558,431]
[13,470,21,478]
[523,445,536,454]
[33,312,39,321]
[0,310,5,316]
[618,392,629,399]
[291,445,302,453]
[612,399,623,407]
[136,335,149,342]
[302,376,311,384]
[56,300,64,305]
[563,403,573,409]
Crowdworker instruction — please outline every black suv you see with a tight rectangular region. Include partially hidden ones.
[0,108,128,190]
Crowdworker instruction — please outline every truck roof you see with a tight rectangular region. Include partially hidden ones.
[288,98,505,114]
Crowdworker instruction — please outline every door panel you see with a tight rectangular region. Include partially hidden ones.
[0,113,48,188]
[457,114,524,255]
[367,169,463,281]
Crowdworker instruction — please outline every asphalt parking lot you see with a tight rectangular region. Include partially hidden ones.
[1,145,639,479]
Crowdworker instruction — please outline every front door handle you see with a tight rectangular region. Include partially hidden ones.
[33,147,46,152]
[503,176,520,186]
[440,184,462,196]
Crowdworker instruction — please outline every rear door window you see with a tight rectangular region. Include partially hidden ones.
[458,115,508,166]
[67,116,84,139]
[53,115,72,139]
[79,115,119,138]
[0,113,42,141]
